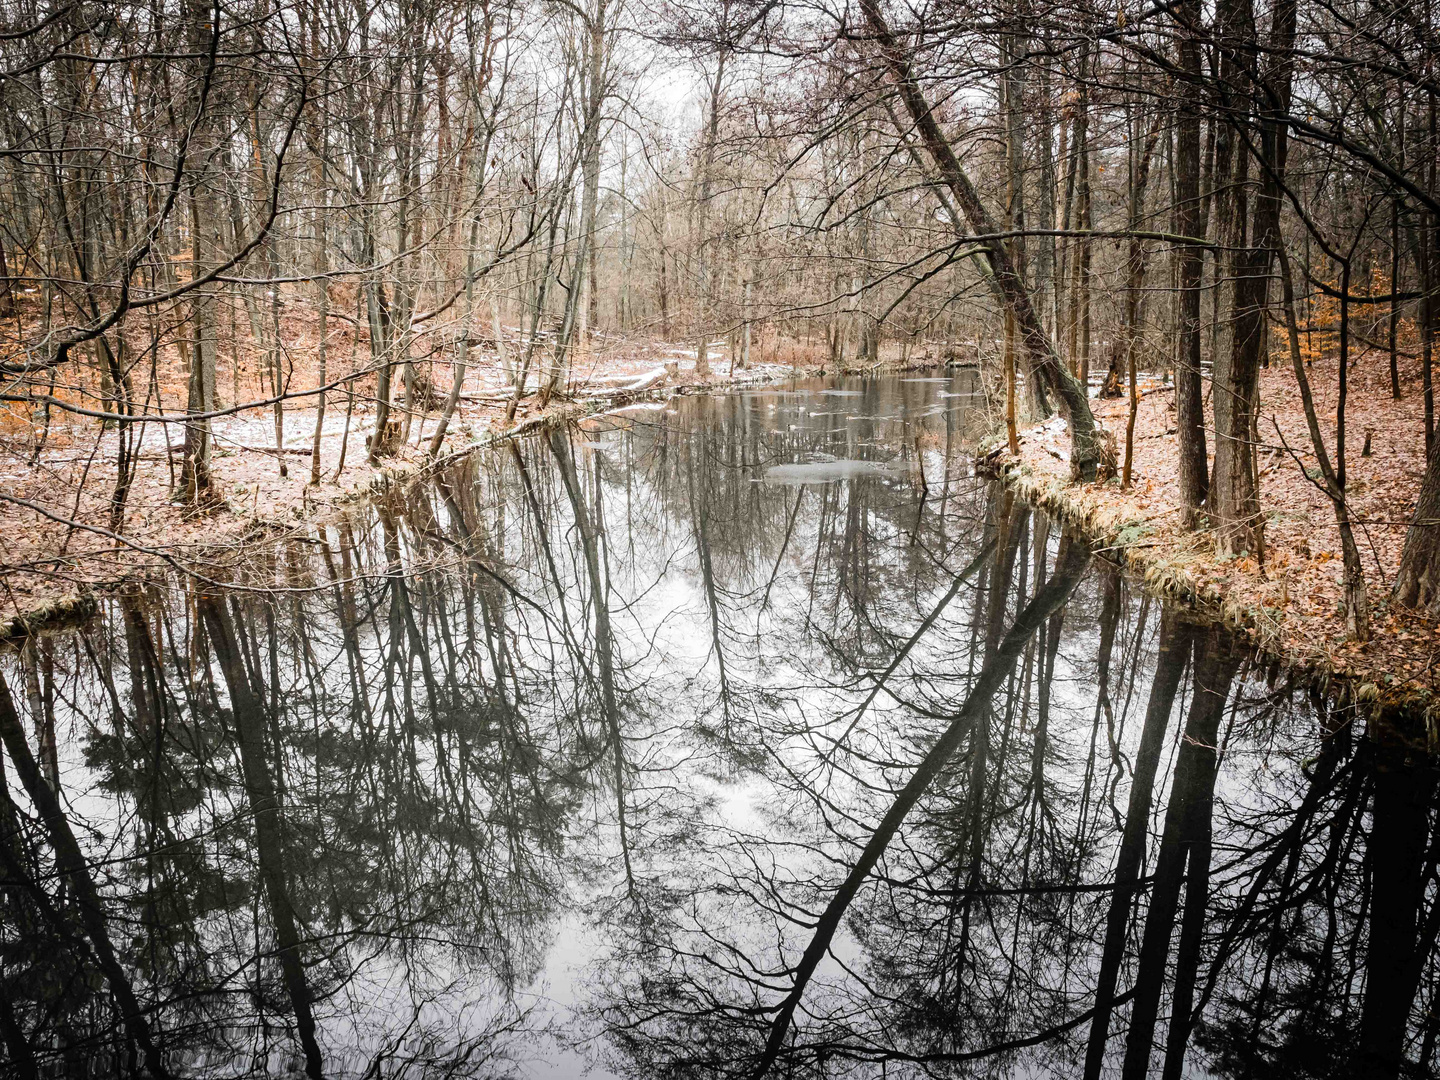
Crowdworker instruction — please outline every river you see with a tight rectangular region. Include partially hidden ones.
[0,372,1430,1078]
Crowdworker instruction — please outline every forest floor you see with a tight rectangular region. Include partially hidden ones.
[990,346,1440,716]
[1,336,937,632]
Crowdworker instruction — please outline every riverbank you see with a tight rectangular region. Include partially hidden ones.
[1,345,946,635]
[982,347,1439,727]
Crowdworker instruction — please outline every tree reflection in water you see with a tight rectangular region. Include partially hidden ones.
[0,373,1436,1079]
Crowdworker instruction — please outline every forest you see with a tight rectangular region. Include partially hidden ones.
[1,0,1440,1074]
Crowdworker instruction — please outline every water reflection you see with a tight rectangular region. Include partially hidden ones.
[0,373,1435,1079]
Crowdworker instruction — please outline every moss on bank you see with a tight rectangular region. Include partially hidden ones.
[0,594,98,644]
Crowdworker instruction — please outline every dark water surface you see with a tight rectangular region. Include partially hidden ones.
[1,373,1435,1078]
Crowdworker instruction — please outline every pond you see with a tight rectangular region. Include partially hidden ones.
[0,372,1433,1078]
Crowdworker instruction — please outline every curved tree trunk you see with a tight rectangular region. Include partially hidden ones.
[859,0,1102,479]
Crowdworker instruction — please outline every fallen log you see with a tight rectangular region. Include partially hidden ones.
[228,443,314,456]
[457,390,524,402]
[581,368,667,396]
[173,441,314,457]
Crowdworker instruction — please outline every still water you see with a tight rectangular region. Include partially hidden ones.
[0,373,1434,1078]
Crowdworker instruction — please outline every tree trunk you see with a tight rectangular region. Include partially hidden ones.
[1174,0,1210,525]
[1208,0,1297,556]
[180,181,218,502]
[1120,108,1162,486]
[1398,214,1440,610]
[430,237,478,458]
[859,0,1102,478]
[574,0,607,372]
[309,147,328,484]
[1276,247,1369,637]
[692,49,726,378]
[1393,440,1440,612]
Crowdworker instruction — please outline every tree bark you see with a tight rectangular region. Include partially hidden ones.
[1396,221,1440,612]
[180,80,218,507]
[1120,107,1162,487]
[1208,0,1297,556]
[1174,0,1210,524]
